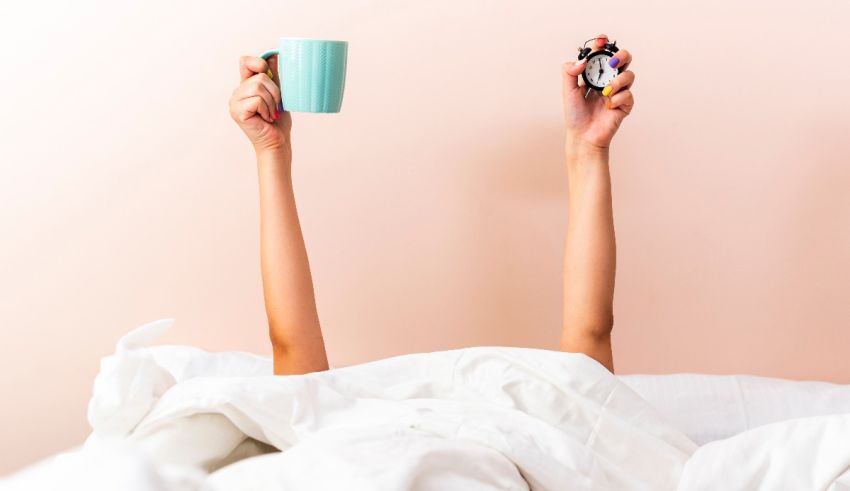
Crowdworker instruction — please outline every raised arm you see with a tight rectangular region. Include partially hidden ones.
[229,56,328,375]
[559,36,634,371]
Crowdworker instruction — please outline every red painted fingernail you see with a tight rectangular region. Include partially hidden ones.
[274,110,279,120]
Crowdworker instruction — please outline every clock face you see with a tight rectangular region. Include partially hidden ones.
[582,51,619,90]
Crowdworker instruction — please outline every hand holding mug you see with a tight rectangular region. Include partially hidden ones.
[230,38,348,153]
[229,55,291,153]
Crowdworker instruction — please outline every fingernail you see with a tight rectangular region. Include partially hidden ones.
[274,110,279,120]
[575,58,587,66]
[608,56,620,68]
[602,85,613,97]
[607,100,613,110]
[277,102,284,112]
[266,69,274,79]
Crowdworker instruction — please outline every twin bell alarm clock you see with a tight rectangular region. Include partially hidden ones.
[577,36,620,91]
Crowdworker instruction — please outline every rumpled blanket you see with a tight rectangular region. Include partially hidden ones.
[3,319,849,490]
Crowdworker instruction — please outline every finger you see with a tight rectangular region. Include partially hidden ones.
[266,54,279,81]
[593,33,608,51]
[239,56,270,81]
[240,74,278,120]
[608,48,631,71]
[607,89,634,113]
[601,70,634,98]
[234,78,275,123]
[257,74,282,112]
[248,95,274,122]
[231,95,273,123]
[562,58,588,90]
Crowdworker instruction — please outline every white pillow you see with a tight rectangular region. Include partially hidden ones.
[620,374,850,445]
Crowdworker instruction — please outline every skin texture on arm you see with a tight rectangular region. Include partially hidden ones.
[559,35,635,372]
[562,145,616,371]
[257,147,329,375]
[229,56,329,375]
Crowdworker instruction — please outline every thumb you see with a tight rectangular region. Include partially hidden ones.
[562,58,587,91]
[267,54,279,82]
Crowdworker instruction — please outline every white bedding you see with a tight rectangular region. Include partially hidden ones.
[620,373,850,446]
[2,319,850,490]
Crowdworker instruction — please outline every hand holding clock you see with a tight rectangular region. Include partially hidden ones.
[562,34,634,151]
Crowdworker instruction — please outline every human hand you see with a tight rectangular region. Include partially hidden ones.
[229,56,291,153]
[562,34,634,151]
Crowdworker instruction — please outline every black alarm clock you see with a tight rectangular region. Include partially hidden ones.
[578,37,620,91]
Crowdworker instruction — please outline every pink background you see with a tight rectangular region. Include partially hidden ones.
[1,0,849,474]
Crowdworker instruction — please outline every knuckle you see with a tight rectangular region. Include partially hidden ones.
[249,77,264,90]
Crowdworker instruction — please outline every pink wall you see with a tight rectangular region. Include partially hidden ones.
[1,0,849,474]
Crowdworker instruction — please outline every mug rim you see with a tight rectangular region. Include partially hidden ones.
[279,37,347,44]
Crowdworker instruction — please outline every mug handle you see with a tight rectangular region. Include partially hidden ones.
[260,49,282,111]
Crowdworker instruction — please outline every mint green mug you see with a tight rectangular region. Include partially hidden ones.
[261,38,348,113]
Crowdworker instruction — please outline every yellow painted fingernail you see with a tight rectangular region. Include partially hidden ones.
[266,69,274,79]
[601,85,613,97]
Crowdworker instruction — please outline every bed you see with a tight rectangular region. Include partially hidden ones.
[2,319,849,490]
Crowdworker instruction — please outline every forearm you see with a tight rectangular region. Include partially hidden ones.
[256,147,328,375]
[561,142,616,369]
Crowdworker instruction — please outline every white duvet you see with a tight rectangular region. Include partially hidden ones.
[3,319,850,490]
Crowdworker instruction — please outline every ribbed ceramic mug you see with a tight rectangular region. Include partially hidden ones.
[261,38,348,113]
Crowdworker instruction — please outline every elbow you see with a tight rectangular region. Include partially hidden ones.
[267,310,288,348]
[268,320,291,355]
[267,318,330,375]
[563,309,615,341]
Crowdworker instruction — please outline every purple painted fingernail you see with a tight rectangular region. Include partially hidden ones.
[608,56,620,68]
[278,102,284,111]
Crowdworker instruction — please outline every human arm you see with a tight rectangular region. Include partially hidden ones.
[559,36,634,371]
[229,56,329,375]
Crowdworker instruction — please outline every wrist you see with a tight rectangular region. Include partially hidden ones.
[565,136,609,159]
[565,139,609,169]
[254,138,291,155]
[255,143,291,163]
[255,145,292,177]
